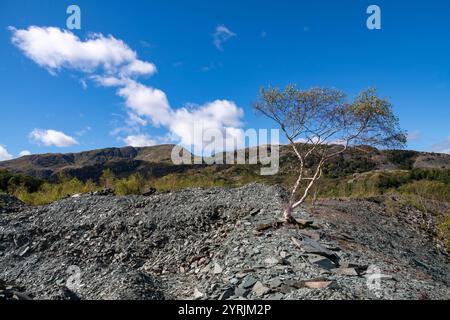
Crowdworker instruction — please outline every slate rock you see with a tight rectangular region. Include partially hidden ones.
[252,282,270,297]
[241,276,258,289]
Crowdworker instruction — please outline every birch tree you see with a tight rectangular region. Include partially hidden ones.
[254,85,406,223]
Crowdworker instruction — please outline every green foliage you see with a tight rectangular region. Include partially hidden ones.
[311,169,450,202]
[99,168,116,189]
[115,173,145,196]
[0,169,43,194]
[14,177,98,206]
[398,180,449,203]
[437,215,450,252]
[324,154,377,178]
[385,150,418,170]
[153,172,230,192]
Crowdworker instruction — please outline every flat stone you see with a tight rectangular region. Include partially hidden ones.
[298,230,321,241]
[267,278,283,288]
[266,293,284,300]
[303,281,334,289]
[308,255,337,270]
[339,262,368,274]
[284,279,303,289]
[264,257,280,265]
[193,287,204,299]
[219,287,235,300]
[295,219,314,227]
[252,281,270,297]
[300,237,340,263]
[333,267,359,276]
[234,286,250,297]
[256,223,273,232]
[241,276,258,289]
[280,285,295,294]
[213,262,223,274]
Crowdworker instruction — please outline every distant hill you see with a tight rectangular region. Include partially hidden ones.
[0,145,188,182]
[0,144,449,183]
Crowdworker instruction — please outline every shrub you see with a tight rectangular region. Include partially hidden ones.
[14,177,98,206]
[0,169,43,193]
[115,173,145,196]
[398,180,449,203]
[99,169,116,189]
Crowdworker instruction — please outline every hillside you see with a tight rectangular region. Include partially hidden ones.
[1,144,449,183]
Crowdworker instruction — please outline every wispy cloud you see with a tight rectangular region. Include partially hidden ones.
[29,129,78,147]
[213,25,236,51]
[172,61,183,68]
[431,135,450,154]
[75,126,92,137]
[201,61,222,72]
[407,130,421,142]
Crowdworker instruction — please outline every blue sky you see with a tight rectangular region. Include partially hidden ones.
[0,0,449,159]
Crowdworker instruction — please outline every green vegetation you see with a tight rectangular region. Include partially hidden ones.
[13,176,98,206]
[2,167,449,207]
[0,169,43,194]
[115,173,145,196]
[385,150,418,170]
[437,215,450,252]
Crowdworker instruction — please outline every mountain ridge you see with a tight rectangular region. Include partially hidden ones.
[1,144,449,183]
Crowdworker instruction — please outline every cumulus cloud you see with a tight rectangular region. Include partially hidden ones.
[11,26,245,153]
[123,134,157,147]
[29,129,78,147]
[169,100,244,148]
[213,25,236,50]
[10,26,156,76]
[0,146,13,161]
[19,150,32,157]
[117,80,172,126]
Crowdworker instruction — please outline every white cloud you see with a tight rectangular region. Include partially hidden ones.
[75,126,92,137]
[19,150,32,157]
[9,26,156,77]
[407,130,421,142]
[0,146,13,161]
[29,129,78,147]
[121,60,157,77]
[213,25,236,50]
[123,134,157,147]
[170,100,244,148]
[11,26,245,153]
[117,80,172,126]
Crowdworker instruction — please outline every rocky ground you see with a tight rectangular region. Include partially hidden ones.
[0,184,448,300]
